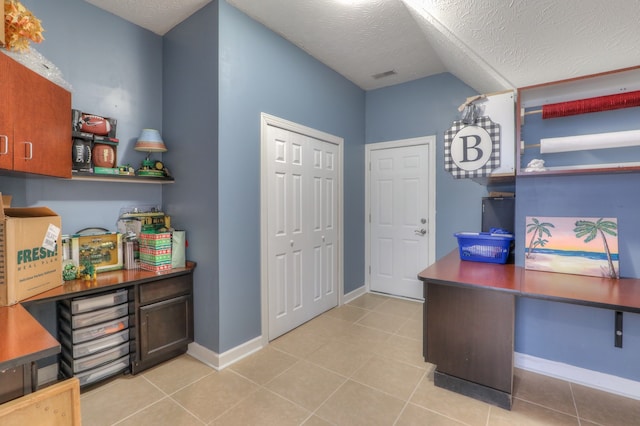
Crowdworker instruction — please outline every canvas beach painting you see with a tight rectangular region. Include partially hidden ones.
[525,216,619,279]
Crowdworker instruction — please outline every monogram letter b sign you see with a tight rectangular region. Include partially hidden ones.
[444,116,500,179]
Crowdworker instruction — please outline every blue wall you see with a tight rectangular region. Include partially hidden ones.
[366,75,491,257]
[5,0,639,383]
[515,174,640,380]
[6,0,165,367]
[215,1,365,352]
[2,0,164,230]
[162,3,220,353]
[366,77,640,382]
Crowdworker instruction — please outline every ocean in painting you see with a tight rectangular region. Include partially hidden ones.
[525,249,619,278]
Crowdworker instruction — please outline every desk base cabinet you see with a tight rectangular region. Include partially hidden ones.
[56,271,195,384]
[132,274,194,374]
[0,365,32,405]
[424,282,515,409]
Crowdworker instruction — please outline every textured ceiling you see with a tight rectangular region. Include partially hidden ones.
[83,0,212,36]
[83,0,640,93]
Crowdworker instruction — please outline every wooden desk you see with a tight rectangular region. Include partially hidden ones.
[0,261,196,401]
[22,261,197,304]
[0,304,60,403]
[418,251,640,409]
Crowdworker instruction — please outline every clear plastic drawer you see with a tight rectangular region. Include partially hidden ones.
[61,303,129,329]
[63,355,130,387]
[67,289,129,314]
[61,329,129,359]
[63,342,129,373]
[60,316,129,344]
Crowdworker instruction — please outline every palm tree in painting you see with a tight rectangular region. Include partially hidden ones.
[526,218,555,259]
[573,218,618,279]
[533,236,549,251]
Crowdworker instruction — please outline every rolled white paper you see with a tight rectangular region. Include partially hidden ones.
[540,129,640,153]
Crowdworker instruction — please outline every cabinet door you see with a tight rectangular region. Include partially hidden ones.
[11,57,71,178]
[139,295,193,361]
[426,283,514,394]
[0,53,14,171]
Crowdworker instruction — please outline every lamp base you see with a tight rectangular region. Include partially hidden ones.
[137,169,166,177]
[137,157,167,177]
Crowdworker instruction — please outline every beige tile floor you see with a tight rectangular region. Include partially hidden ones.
[81,293,639,425]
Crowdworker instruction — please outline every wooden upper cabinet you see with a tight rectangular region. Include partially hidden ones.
[0,53,14,171]
[0,52,71,178]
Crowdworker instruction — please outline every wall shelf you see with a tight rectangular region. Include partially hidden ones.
[516,66,640,176]
[70,173,174,184]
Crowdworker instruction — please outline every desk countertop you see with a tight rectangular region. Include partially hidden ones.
[0,262,197,372]
[418,251,640,314]
[0,304,59,371]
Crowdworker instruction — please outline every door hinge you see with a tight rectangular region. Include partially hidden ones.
[368,265,371,275]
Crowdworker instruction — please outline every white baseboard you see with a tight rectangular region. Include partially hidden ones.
[515,352,640,401]
[343,285,367,304]
[188,336,264,371]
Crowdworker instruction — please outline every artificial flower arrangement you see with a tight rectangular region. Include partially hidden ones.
[3,0,44,51]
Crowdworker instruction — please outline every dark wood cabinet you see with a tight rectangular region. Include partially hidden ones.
[20,263,196,385]
[419,251,640,410]
[425,282,514,408]
[0,52,71,178]
[0,365,31,405]
[133,274,194,374]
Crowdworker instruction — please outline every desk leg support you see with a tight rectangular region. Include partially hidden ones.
[615,311,623,348]
[434,369,513,410]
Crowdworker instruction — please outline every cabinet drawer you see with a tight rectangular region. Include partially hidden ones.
[139,274,191,305]
[64,289,129,314]
[60,302,130,329]
[61,329,129,359]
[60,316,129,344]
[63,342,129,374]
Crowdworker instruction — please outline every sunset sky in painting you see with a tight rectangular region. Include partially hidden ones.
[525,217,619,253]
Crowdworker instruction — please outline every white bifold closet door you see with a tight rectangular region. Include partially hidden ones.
[266,125,338,340]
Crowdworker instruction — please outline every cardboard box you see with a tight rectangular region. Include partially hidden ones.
[0,194,63,306]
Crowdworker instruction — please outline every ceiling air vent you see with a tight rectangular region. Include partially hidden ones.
[372,70,396,79]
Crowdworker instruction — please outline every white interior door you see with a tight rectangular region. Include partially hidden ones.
[368,140,435,299]
[265,123,340,340]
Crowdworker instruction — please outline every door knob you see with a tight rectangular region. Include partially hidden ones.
[414,228,426,236]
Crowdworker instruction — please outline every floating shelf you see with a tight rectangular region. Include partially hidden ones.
[70,173,174,184]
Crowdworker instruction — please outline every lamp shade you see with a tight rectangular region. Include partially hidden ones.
[135,129,167,152]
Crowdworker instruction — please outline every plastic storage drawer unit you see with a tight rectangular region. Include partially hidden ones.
[60,303,129,329]
[64,289,129,314]
[62,355,130,387]
[62,342,130,373]
[60,316,129,344]
[61,329,129,359]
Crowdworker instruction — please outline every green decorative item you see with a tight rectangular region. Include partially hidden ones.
[81,261,96,281]
[62,260,78,281]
